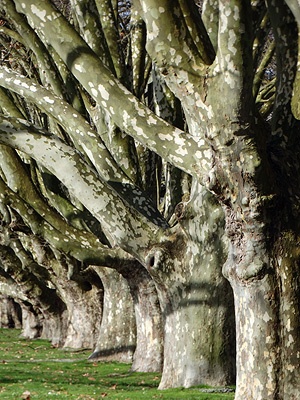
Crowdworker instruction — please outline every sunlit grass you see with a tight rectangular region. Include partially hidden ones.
[0,329,235,399]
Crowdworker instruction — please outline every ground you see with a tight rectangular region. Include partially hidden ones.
[0,329,235,400]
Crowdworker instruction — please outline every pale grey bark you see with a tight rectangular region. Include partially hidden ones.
[46,259,104,350]
[1,1,299,398]
[147,184,235,388]
[89,267,136,363]
[118,261,164,373]
[19,303,42,340]
[11,0,210,180]
[0,294,22,328]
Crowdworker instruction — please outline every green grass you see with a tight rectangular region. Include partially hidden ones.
[0,329,235,400]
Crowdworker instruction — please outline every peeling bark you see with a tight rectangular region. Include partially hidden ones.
[1,1,300,398]
[146,185,235,388]
[118,261,164,373]
[89,267,136,363]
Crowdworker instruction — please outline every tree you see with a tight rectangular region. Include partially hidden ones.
[0,294,22,329]
[0,0,236,389]
[0,0,299,399]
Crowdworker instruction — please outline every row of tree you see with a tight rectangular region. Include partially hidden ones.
[0,0,299,399]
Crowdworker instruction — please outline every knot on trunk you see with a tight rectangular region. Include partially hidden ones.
[175,202,185,220]
[145,248,165,271]
[223,245,269,283]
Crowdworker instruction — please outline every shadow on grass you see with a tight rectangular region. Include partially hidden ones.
[0,329,235,400]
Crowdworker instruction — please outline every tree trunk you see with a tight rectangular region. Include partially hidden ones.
[119,262,164,373]
[0,295,22,328]
[156,269,235,389]
[0,242,68,345]
[146,185,236,389]
[89,267,136,363]
[225,233,300,400]
[19,302,42,339]
[61,273,104,349]
[39,308,68,347]
[24,241,103,349]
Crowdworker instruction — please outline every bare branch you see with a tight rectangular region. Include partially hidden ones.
[0,116,166,256]
[12,0,212,180]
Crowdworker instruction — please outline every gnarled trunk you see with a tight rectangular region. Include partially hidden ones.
[146,186,236,389]
[225,233,300,400]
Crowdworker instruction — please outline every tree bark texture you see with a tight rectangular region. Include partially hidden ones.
[0,294,22,328]
[145,185,235,388]
[118,262,164,373]
[89,267,136,363]
[0,1,300,398]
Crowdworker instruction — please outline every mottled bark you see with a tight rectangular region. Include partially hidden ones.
[2,0,67,98]
[0,242,68,345]
[58,268,104,350]
[1,1,300,398]
[0,294,22,328]
[118,262,163,373]
[89,267,136,363]
[11,0,205,178]
[25,238,103,349]
[146,185,235,388]
[224,233,300,400]
[19,302,42,339]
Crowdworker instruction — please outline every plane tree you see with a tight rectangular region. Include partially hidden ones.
[0,293,22,329]
[0,0,299,399]
[0,0,236,389]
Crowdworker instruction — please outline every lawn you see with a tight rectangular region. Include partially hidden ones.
[0,329,235,400]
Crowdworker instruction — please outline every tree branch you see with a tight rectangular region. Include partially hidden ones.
[213,0,253,109]
[0,67,171,226]
[12,0,211,180]
[0,116,167,257]
[0,274,27,301]
[70,0,115,73]
[0,176,130,266]
[2,0,67,99]
[253,39,275,100]
[94,0,126,80]
[202,0,219,51]
[133,0,213,72]
[267,0,298,136]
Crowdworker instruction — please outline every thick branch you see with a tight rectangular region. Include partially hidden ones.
[267,0,298,136]
[0,67,169,225]
[94,0,126,80]
[0,67,125,182]
[0,116,165,257]
[0,243,64,315]
[70,0,115,72]
[2,0,67,99]
[134,0,213,72]
[131,6,147,98]
[0,176,126,266]
[0,274,27,301]
[202,0,219,51]
[178,0,216,61]
[12,0,210,180]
